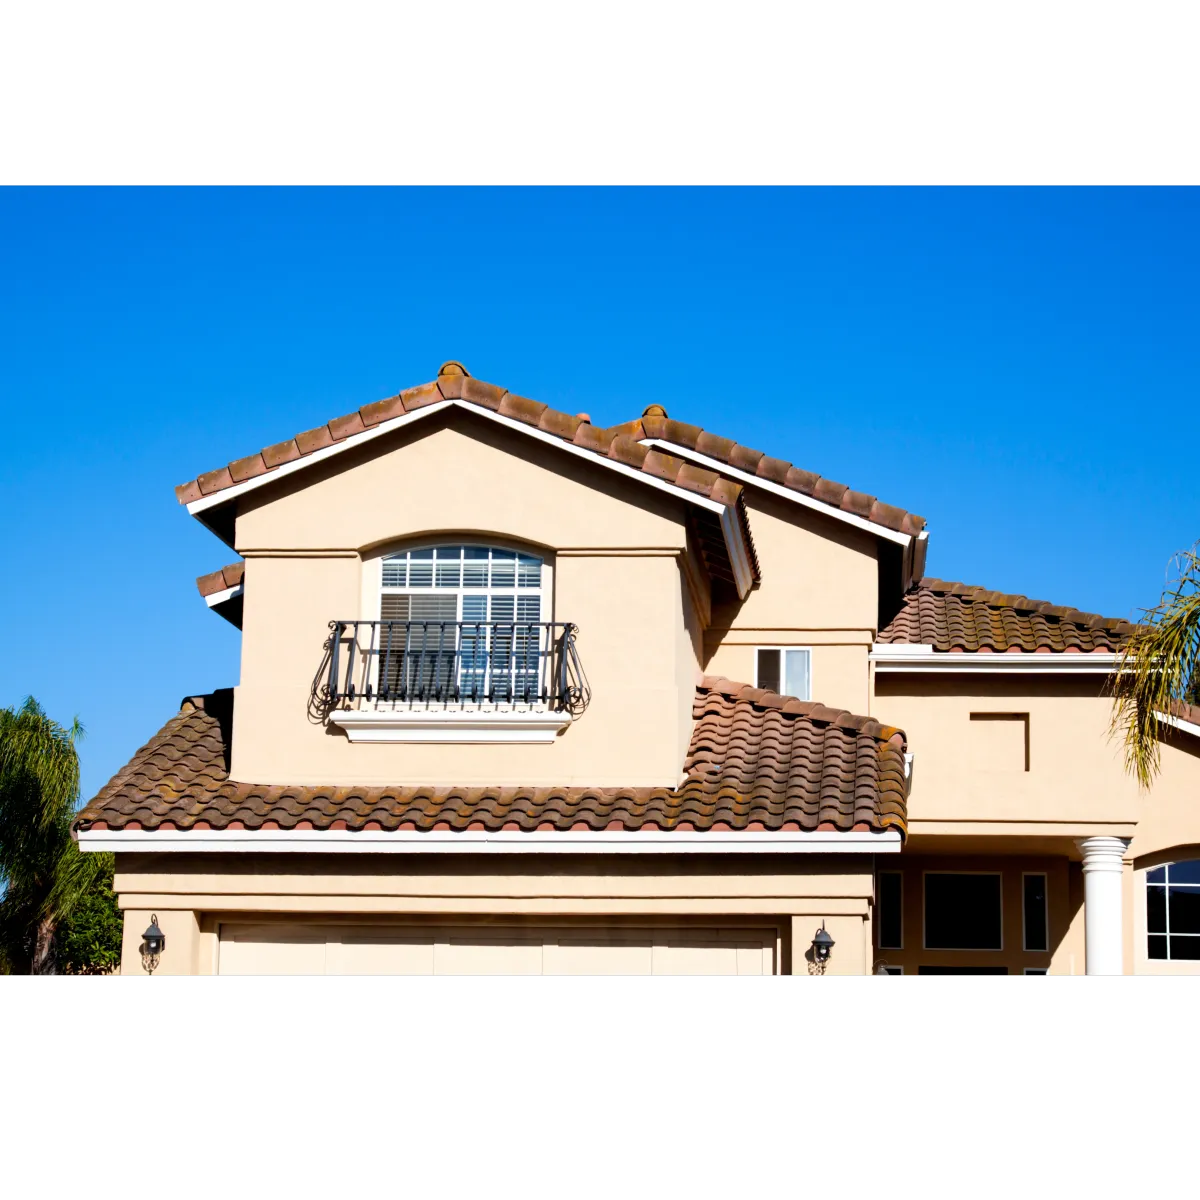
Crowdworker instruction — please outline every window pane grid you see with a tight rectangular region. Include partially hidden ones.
[1146,860,1200,960]
[379,545,546,705]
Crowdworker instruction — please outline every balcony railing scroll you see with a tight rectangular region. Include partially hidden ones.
[316,620,590,716]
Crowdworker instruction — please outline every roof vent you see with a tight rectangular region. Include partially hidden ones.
[438,361,471,378]
[642,404,668,418]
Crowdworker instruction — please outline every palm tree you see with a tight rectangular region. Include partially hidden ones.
[0,698,114,974]
[1110,545,1200,789]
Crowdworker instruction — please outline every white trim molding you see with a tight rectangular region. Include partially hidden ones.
[184,399,754,598]
[327,708,572,744]
[1157,710,1200,740]
[870,644,1120,673]
[640,438,915,547]
[78,827,903,855]
[203,583,243,609]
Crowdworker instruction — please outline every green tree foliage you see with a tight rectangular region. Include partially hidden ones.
[1111,546,1200,789]
[0,698,122,974]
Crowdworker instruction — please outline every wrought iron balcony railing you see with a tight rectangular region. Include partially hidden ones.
[321,620,590,714]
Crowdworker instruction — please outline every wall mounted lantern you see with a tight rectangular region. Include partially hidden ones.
[140,915,166,975]
[811,922,835,965]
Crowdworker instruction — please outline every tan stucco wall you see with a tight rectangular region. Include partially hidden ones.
[874,674,1155,828]
[113,851,878,976]
[1128,728,1200,863]
[228,412,705,787]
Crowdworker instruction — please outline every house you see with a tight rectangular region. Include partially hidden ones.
[74,361,1200,975]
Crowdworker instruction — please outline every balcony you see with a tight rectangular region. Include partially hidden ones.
[317,619,589,743]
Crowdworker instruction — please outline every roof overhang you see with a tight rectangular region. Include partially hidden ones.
[77,827,901,854]
[186,400,755,599]
[641,438,917,547]
[870,644,1120,673]
[1157,710,1200,740]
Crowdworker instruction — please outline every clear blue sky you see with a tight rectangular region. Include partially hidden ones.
[1,187,1195,802]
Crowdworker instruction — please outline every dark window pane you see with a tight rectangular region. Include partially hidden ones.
[1147,885,1167,934]
[1025,968,1048,975]
[925,874,1002,950]
[1023,874,1048,951]
[1168,886,1200,935]
[1169,936,1200,961]
[1167,859,1200,885]
[757,649,780,693]
[918,965,1008,975]
[879,873,902,949]
[1148,935,1168,959]
[1147,866,1166,884]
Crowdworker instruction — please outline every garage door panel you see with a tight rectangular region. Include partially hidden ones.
[436,937,544,975]
[545,939,655,975]
[219,927,327,975]
[218,922,777,975]
[326,935,436,976]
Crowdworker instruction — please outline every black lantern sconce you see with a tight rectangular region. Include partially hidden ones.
[140,914,166,975]
[811,921,835,965]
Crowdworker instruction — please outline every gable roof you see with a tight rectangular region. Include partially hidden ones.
[73,678,908,837]
[176,361,759,595]
[174,358,921,543]
[878,577,1135,652]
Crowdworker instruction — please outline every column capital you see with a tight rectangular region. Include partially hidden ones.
[1075,836,1132,873]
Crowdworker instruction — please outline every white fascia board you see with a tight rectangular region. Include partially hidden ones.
[328,709,571,744]
[640,438,915,547]
[870,644,1120,673]
[78,828,902,855]
[183,400,752,593]
[203,584,244,608]
[1157,711,1200,739]
[187,400,727,519]
[718,503,755,599]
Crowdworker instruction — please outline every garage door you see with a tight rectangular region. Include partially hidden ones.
[218,922,778,975]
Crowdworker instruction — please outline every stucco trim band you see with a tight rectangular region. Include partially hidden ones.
[79,828,903,855]
[870,645,1119,673]
[327,709,573,743]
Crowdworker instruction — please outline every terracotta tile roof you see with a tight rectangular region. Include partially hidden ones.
[615,410,925,536]
[196,561,244,598]
[1166,699,1200,728]
[878,577,1135,652]
[174,358,919,548]
[74,678,907,837]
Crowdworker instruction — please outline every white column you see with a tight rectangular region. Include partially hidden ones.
[1075,836,1131,975]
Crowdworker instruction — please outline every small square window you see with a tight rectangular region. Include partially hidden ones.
[755,648,811,700]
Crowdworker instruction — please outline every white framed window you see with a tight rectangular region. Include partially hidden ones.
[755,647,811,700]
[1146,860,1200,961]
[1022,872,1049,952]
[923,872,1003,951]
[378,543,547,704]
[877,871,903,950]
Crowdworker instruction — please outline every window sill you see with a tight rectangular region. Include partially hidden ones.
[328,708,571,744]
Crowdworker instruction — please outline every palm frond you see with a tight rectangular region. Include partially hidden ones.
[1110,545,1200,789]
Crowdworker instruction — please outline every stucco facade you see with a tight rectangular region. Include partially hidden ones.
[77,362,1200,975]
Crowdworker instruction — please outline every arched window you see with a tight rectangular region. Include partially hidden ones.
[378,543,546,703]
[1146,860,1200,960]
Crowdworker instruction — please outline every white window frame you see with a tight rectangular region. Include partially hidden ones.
[328,538,568,743]
[753,645,813,701]
[1145,860,1200,961]
[922,870,1004,952]
[877,870,903,951]
[1021,871,1049,953]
